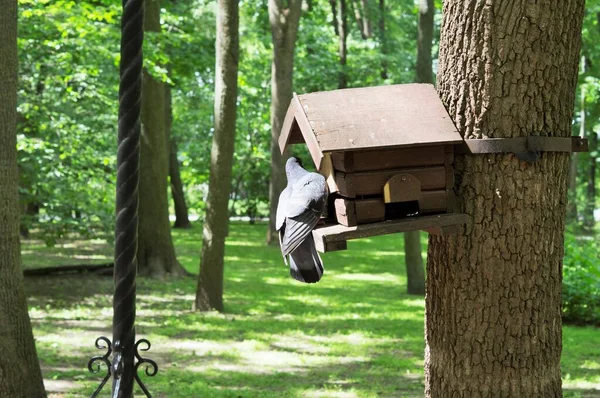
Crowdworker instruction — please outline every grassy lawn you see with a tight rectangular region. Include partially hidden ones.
[22,223,600,397]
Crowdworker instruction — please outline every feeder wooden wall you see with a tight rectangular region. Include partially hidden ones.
[329,145,455,227]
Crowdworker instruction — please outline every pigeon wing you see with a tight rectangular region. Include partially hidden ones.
[280,173,327,256]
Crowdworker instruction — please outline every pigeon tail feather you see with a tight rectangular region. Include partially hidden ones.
[289,237,323,283]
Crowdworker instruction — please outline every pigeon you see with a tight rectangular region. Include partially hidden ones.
[276,157,328,283]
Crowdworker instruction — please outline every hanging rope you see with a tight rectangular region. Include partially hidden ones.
[112,0,144,395]
[89,0,157,396]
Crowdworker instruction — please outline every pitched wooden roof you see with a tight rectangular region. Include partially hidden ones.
[279,84,462,169]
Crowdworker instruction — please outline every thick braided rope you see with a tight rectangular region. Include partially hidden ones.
[112,0,144,396]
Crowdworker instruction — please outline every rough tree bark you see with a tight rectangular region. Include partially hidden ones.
[0,2,47,396]
[195,0,239,312]
[166,85,192,229]
[138,0,186,277]
[425,1,584,396]
[403,0,434,296]
[265,0,303,245]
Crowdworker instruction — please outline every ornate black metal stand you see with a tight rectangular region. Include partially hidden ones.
[89,0,157,396]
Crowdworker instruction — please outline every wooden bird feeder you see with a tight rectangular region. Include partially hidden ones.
[279,83,470,253]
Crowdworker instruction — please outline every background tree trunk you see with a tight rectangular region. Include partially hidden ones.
[584,130,597,232]
[378,0,387,79]
[0,2,47,396]
[166,85,192,229]
[415,0,433,84]
[170,137,192,229]
[404,231,425,295]
[337,0,348,88]
[195,0,239,312]
[567,76,584,224]
[403,0,434,296]
[138,0,186,277]
[426,1,584,396]
[265,0,303,245]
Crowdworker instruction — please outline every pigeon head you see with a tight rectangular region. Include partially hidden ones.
[286,156,303,168]
[285,157,306,181]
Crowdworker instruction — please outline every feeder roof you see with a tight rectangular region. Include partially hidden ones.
[279,83,462,169]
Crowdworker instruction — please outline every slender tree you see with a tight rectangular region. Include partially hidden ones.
[337,0,348,88]
[195,0,239,312]
[415,0,434,84]
[138,0,186,277]
[378,0,387,79]
[584,129,597,231]
[166,85,192,229]
[266,0,303,245]
[351,0,371,39]
[0,2,47,396]
[567,60,585,224]
[425,1,584,396]
[403,0,434,296]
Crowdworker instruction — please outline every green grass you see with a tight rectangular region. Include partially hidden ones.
[22,223,600,397]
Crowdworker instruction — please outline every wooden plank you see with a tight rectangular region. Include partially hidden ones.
[355,198,386,223]
[445,145,455,190]
[292,93,324,169]
[313,237,348,253]
[312,213,470,252]
[425,225,463,236]
[446,189,455,213]
[331,152,355,173]
[298,84,462,153]
[336,166,447,198]
[278,100,298,154]
[384,173,421,203]
[420,190,447,213]
[320,153,340,194]
[345,191,447,224]
[334,198,357,227]
[331,146,446,172]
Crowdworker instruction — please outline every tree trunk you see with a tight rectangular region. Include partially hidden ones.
[567,78,583,223]
[337,0,348,89]
[170,137,192,229]
[404,231,425,295]
[195,0,239,312]
[351,0,370,39]
[378,0,387,79]
[138,0,186,277]
[360,0,371,37]
[166,85,192,229]
[426,1,584,396]
[584,131,597,232]
[265,0,303,245]
[0,3,47,396]
[415,0,434,84]
[403,0,434,296]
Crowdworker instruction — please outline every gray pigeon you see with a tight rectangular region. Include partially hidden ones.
[276,157,328,283]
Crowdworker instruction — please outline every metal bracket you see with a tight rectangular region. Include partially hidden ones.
[457,136,588,163]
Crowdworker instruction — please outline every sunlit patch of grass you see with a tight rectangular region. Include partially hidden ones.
[21,222,600,397]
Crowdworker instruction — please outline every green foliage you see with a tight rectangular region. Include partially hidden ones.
[562,231,600,325]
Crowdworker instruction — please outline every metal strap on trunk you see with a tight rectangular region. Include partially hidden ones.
[458,136,588,155]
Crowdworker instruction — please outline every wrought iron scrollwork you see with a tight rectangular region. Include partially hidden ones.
[88,337,113,398]
[133,339,158,397]
[88,337,158,397]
